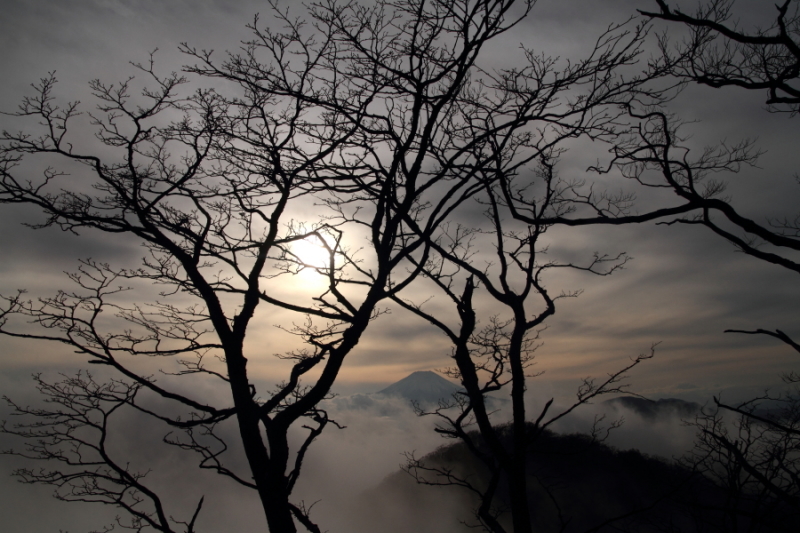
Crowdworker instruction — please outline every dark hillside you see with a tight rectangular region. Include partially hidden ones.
[351,424,800,533]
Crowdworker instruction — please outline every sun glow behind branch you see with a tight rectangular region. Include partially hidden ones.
[289,234,339,285]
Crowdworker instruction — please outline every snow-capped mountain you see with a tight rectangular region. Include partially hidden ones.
[376,370,463,405]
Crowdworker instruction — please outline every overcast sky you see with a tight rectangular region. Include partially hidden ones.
[0,0,798,530]
[1,0,796,394]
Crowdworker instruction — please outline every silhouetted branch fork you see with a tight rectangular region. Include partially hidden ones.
[286,410,338,494]
[641,0,800,112]
[701,427,800,508]
[541,345,657,431]
[403,451,485,495]
[164,425,257,489]
[714,397,800,439]
[0,372,201,533]
[178,496,204,533]
[289,501,322,533]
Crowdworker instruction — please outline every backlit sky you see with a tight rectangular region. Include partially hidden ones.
[0,0,797,401]
[1,1,799,532]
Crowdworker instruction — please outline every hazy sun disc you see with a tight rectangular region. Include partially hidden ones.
[291,236,332,272]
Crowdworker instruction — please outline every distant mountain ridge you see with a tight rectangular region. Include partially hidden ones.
[604,396,701,419]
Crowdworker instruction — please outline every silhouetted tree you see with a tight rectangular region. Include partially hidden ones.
[642,0,800,114]
[0,1,684,532]
[395,2,800,531]
[0,1,550,531]
[633,2,800,531]
[397,164,654,532]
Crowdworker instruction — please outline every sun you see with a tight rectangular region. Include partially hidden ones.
[291,235,333,275]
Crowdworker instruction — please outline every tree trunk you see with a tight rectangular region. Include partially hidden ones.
[225,343,297,533]
[508,318,532,533]
[261,488,297,533]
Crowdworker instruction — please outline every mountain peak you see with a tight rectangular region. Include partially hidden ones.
[377,371,462,404]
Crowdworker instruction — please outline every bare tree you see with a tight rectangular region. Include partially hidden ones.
[395,157,660,532]
[2,372,206,533]
[641,0,800,114]
[386,3,800,531]
[378,18,681,531]
[0,58,360,531]
[619,2,800,531]
[0,1,587,531]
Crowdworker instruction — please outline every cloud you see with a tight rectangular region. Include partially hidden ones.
[0,370,468,533]
[542,398,701,461]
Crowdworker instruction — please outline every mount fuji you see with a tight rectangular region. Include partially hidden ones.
[328,370,508,415]
[375,370,463,405]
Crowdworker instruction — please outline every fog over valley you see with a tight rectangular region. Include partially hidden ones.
[2,370,711,532]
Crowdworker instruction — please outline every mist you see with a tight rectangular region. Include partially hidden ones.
[0,366,706,533]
